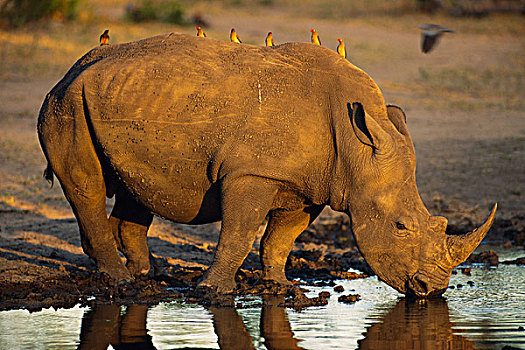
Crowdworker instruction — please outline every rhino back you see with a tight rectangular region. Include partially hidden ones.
[58,34,386,222]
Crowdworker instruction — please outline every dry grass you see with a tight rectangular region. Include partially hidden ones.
[416,63,525,111]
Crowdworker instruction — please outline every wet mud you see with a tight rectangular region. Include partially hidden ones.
[0,249,368,312]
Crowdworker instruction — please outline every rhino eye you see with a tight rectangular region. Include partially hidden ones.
[396,222,407,230]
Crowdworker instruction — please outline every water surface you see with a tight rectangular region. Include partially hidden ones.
[0,245,524,349]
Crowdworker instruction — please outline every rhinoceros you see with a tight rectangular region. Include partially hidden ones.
[38,33,496,297]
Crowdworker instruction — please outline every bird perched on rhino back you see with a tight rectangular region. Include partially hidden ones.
[99,29,109,46]
[195,26,206,37]
[265,32,275,47]
[337,38,346,58]
[310,28,321,45]
[418,24,455,53]
[230,28,242,43]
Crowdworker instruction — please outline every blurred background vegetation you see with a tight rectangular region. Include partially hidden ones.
[0,0,81,27]
[125,0,185,24]
[1,0,523,28]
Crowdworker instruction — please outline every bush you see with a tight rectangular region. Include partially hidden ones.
[126,0,185,25]
[0,0,81,27]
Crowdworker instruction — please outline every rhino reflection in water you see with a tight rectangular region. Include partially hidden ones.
[209,295,304,350]
[359,298,475,349]
[78,304,155,350]
[38,33,496,297]
[77,298,473,349]
[78,296,303,350]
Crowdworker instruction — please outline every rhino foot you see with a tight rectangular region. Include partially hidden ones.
[126,258,150,278]
[98,259,133,283]
[197,275,237,295]
[261,272,292,287]
[146,253,166,278]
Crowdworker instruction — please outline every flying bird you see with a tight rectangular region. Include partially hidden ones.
[310,28,321,45]
[195,26,206,37]
[230,28,242,43]
[337,38,346,58]
[418,24,455,53]
[265,32,275,47]
[99,29,109,46]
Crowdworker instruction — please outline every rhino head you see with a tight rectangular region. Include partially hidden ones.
[342,102,496,297]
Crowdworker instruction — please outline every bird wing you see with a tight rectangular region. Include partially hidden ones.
[422,33,438,53]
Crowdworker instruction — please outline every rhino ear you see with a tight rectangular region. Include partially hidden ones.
[348,102,392,152]
[386,104,409,136]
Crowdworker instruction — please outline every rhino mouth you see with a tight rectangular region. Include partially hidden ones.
[405,275,447,298]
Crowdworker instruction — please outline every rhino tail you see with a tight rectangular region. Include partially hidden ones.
[43,163,54,188]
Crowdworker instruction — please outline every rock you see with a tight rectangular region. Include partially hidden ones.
[502,257,525,265]
[338,294,360,303]
[318,291,330,299]
[460,267,471,275]
[465,250,499,266]
[278,288,329,310]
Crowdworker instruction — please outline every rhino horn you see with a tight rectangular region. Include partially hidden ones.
[446,203,497,266]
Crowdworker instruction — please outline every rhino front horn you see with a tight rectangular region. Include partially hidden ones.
[446,203,497,266]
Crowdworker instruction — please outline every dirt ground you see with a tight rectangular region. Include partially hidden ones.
[0,1,523,311]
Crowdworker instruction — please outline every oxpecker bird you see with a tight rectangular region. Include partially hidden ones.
[337,38,346,58]
[310,28,321,45]
[418,24,455,53]
[265,32,275,47]
[99,29,109,46]
[195,26,206,37]
[230,28,242,43]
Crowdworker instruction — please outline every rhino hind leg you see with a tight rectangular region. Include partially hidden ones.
[260,205,324,285]
[199,176,279,293]
[47,149,131,282]
[109,188,153,277]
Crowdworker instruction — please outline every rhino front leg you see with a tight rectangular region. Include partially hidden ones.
[199,176,278,293]
[260,205,324,285]
[109,188,153,277]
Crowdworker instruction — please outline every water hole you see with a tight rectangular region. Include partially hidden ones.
[0,245,523,349]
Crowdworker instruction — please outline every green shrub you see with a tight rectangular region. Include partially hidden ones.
[0,0,81,27]
[126,0,186,25]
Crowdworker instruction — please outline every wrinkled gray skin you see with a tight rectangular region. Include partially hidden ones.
[38,34,496,297]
